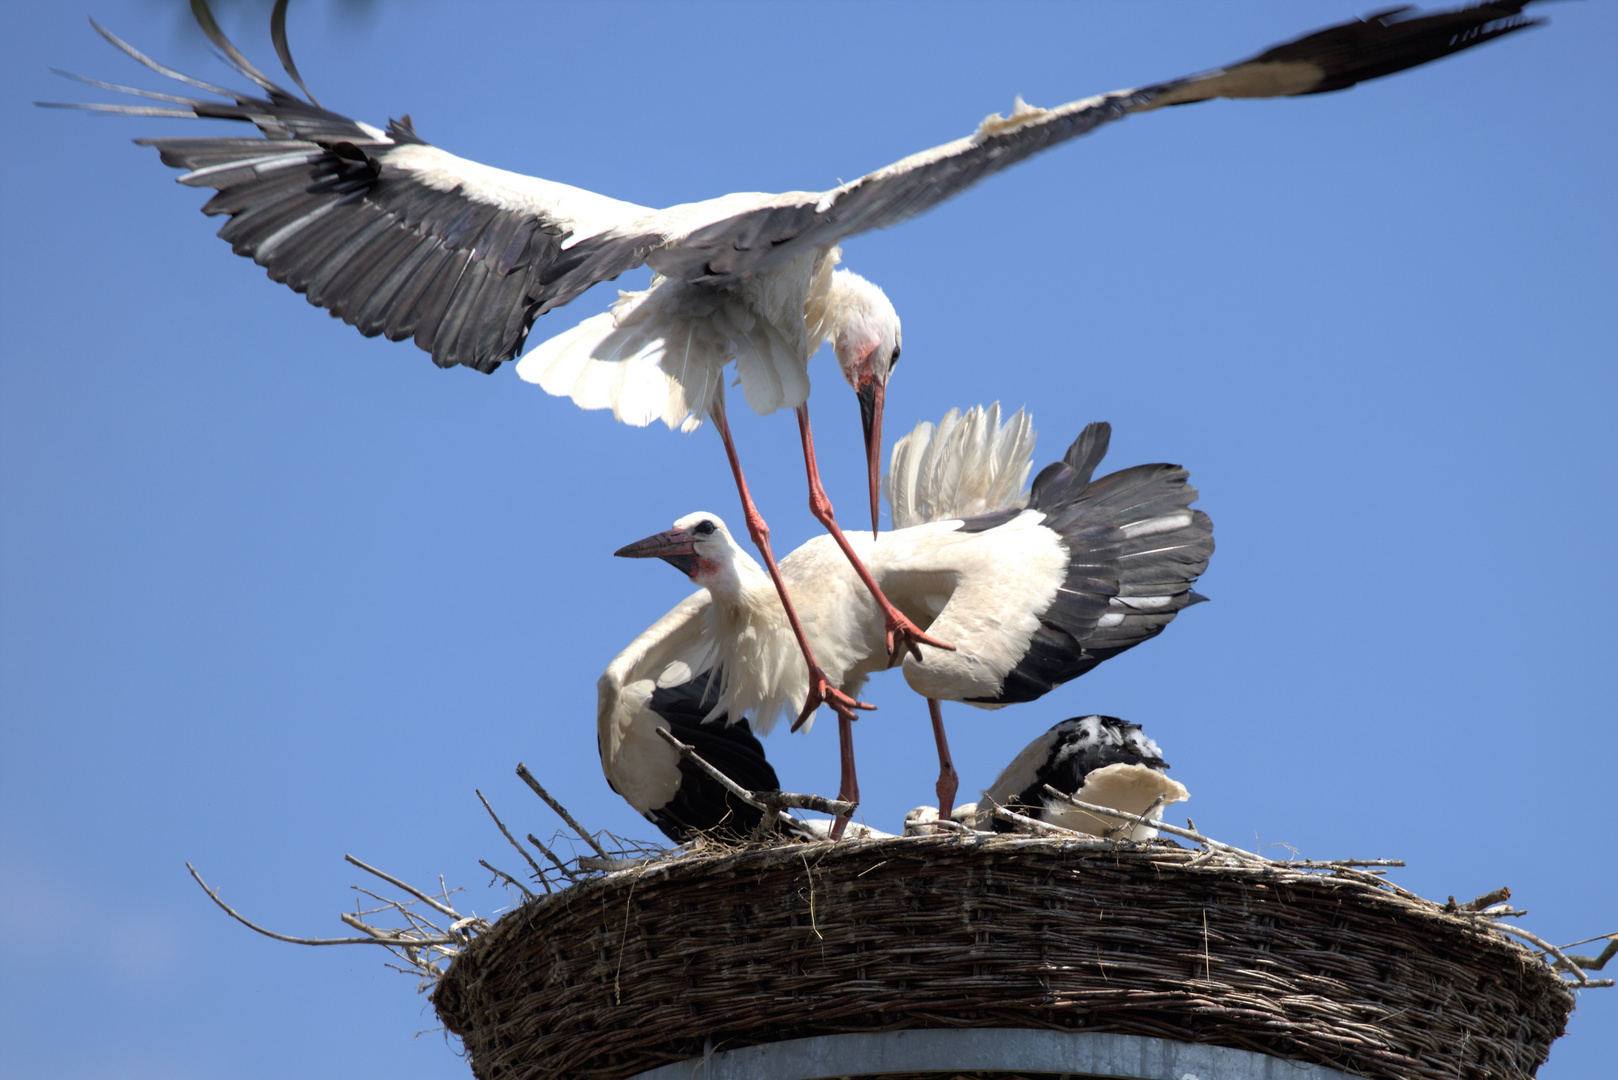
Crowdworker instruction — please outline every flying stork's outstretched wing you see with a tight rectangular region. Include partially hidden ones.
[42,0,663,374]
[650,1,1545,282]
[44,1,1541,370]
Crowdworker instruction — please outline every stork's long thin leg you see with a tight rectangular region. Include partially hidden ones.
[795,402,955,664]
[830,712,859,841]
[709,401,873,730]
[928,697,959,822]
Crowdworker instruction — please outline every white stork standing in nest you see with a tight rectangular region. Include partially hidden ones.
[44,0,1542,728]
[608,405,1213,836]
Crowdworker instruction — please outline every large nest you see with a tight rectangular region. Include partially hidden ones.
[431,833,1575,1080]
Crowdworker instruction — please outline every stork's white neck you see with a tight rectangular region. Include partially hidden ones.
[820,270,899,386]
[695,534,887,736]
[697,549,805,735]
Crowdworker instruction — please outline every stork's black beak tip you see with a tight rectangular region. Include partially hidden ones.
[614,528,692,560]
[615,528,702,576]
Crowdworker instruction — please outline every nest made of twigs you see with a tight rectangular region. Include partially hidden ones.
[431,834,1574,1080]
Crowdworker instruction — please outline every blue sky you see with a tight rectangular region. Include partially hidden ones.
[3,2,1613,1077]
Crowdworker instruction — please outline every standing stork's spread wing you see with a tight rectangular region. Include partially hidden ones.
[42,0,1543,372]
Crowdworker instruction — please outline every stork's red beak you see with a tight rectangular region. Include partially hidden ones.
[857,376,884,537]
[614,529,700,576]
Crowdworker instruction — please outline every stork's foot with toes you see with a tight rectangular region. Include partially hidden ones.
[795,665,875,730]
[796,402,956,668]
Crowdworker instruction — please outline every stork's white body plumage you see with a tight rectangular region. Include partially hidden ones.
[605,405,1213,821]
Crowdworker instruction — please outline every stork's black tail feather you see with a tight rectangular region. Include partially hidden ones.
[970,424,1213,705]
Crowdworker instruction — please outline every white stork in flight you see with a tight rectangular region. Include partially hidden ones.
[46,0,1541,726]
[608,406,1213,835]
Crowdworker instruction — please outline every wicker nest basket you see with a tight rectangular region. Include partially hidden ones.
[432,834,1573,1080]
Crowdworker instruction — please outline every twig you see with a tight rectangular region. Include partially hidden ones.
[476,789,548,893]
[1567,937,1618,971]
[479,859,535,899]
[1448,886,1511,912]
[350,885,442,936]
[993,805,1089,837]
[515,763,610,860]
[1557,932,1618,953]
[343,854,461,920]
[186,863,455,947]
[339,912,393,939]
[526,833,581,881]
[1042,786,1260,861]
[1484,921,1595,984]
[1107,793,1166,839]
[654,727,857,820]
[579,855,657,872]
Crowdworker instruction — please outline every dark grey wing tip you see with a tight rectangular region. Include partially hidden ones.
[1250,1,1547,95]
[190,0,290,98]
[87,14,241,100]
[1062,421,1112,487]
[269,0,320,107]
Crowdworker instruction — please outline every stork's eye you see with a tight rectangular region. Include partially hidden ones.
[889,345,900,370]
[693,520,716,536]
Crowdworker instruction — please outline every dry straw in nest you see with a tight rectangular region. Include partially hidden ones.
[432,832,1578,1080]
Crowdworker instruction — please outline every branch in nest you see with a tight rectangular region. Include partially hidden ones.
[578,855,657,872]
[186,863,457,948]
[1106,794,1167,839]
[476,789,547,894]
[1484,920,1612,986]
[1565,937,1617,972]
[652,726,857,830]
[479,859,535,899]
[1039,785,1262,862]
[991,803,1087,837]
[525,832,580,881]
[515,763,610,860]
[343,854,461,921]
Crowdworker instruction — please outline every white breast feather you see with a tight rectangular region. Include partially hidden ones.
[518,250,829,427]
[706,535,885,735]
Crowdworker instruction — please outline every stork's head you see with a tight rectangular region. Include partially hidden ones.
[614,512,749,596]
[826,270,901,537]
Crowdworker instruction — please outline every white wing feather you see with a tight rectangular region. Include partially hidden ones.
[885,403,1038,528]
[597,592,720,813]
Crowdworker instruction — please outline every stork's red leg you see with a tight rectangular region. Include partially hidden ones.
[928,697,959,822]
[795,402,955,665]
[829,712,860,841]
[709,402,873,730]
